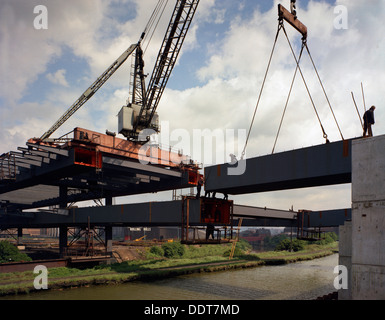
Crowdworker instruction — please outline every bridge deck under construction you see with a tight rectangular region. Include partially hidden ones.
[0,198,350,229]
[0,127,200,211]
[0,137,354,230]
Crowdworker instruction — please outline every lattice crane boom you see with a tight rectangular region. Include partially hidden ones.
[40,0,200,142]
[121,0,200,140]
[40,43,138,141]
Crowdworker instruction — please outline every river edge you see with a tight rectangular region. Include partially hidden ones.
[0,244,338,298]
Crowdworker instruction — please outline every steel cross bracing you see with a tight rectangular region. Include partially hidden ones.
[130,45,147,107]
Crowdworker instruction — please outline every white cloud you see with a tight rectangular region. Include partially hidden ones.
[0,2,62,104]
[46,69,69,87]
[212,8,226,24]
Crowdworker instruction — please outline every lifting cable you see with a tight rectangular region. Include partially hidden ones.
[242,17,345,159]
[281,25,329,145]
[241,22,283,160]
[272,39,305,154]
[141,0,170,53]
[304,44,344,141]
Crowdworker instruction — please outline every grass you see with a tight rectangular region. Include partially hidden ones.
[0,241,339,297]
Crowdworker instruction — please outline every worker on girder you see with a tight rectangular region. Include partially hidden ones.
[363,105,376,137]
[196,176,204,199]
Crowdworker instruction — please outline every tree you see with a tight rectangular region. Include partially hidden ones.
[275,239,305,252]
[0,241,32,263]
[161,242,185,258]
[149,245,164,257]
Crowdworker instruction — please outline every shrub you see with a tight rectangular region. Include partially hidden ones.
[275,239,305,252]
[264,234,289,250]
[223,240,250,258]
[0,241,32,263]
[223,246,243,258]
[161,242,185,258]
[326,232,338,242]
[183,244,230,259]
[316,232,339,245]
[235,239,252,252]
[149,246,164,257]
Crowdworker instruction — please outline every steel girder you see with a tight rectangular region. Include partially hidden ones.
[204,139,352,195]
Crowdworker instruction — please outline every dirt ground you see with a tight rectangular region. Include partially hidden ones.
[112,245,147,261]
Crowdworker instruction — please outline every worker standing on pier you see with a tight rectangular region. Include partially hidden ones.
[363,106,376,137]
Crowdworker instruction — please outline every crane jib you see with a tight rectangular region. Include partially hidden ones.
[40,44,138,141]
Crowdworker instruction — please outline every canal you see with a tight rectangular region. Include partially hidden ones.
[3,254,338,300]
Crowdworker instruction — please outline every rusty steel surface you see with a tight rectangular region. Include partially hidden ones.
[278,4,307,38]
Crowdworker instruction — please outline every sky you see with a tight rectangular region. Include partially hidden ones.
[1,0,384,212]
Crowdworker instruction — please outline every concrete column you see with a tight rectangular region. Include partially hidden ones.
[17,228,23,246]
[59,186,68,209]
[338,221,352,300]
[105,226,113,257]
[105,196,113,206]
[59,226,68,257]
[351,135,385,299]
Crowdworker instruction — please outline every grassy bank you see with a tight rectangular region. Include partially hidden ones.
[0,241,338,297]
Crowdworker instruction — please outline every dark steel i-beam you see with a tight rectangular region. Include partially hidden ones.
[204,140,352,195]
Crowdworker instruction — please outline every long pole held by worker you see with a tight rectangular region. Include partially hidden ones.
[352,92,364,129]
[361,82,367,113]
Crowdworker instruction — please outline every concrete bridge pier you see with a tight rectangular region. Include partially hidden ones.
[58,186,68,258]
[17,228,23,246]
[338,221,352,300]
[340,135,385,299]
[105,226,113,258]
[59,226,68,258]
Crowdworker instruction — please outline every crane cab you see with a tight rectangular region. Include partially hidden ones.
[118,104,160,140]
